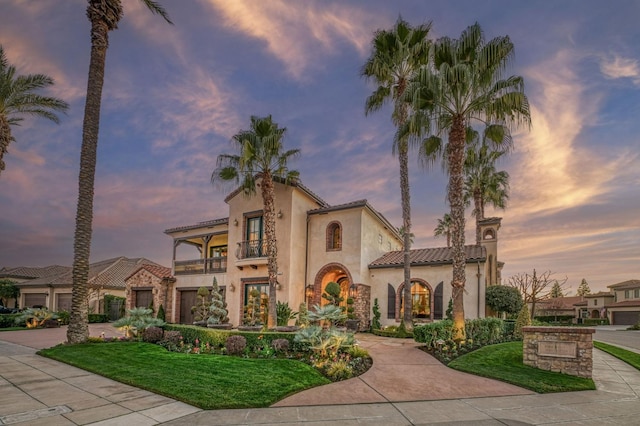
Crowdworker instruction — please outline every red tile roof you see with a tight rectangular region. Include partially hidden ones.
[125,264,173,281]
[606,300,640,308]
[369,245,485,268]
[608,279,640,290]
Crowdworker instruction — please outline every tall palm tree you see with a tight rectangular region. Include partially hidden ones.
[213,115,300,328]
[463,127,510,244]
[433,213,452,248]
[407,23,530,340]
[68,0,172,344]
[0,45,69,177]
[361,17,431,327]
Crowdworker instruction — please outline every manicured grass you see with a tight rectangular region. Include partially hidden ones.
[0,327,28,331]
[39,342,330,409]
[448,341,595,393]
[594,341,640,370]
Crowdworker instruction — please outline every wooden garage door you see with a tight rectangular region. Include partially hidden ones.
[135,290,153,309]
[612,311,640,325]
[24,293,47,308]
[180,290,197,324]
[56,294,72,312]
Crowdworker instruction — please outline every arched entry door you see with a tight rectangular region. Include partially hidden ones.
[311,263,353,307]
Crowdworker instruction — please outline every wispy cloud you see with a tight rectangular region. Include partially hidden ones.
[199,0,378,80]
[600,55,640,84]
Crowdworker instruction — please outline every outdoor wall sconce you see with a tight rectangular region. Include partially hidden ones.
[349,283,358,298]
[233,218,238,226]
[229,282,235,292]
[305,284,314,298]
[276,281,282,291]
[277,209,283,219]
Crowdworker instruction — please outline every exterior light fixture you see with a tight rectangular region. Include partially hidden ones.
[233,218,238,226]
[305,284,314,299]
[229,282,235,292]
[349,283,358,298]
[277,210,283,219]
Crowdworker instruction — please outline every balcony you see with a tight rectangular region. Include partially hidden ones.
[236,240,268,259]
[174,257,227,275]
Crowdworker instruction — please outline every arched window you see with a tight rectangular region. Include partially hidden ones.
[399,280,432,320]
[326,222,342,251]
[483,229,495,240]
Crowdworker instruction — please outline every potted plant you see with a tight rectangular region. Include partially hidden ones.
[345,296,359,332]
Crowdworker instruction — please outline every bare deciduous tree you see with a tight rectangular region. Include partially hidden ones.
[506,269,568,318]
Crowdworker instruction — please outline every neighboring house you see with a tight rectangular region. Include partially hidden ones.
[605,280,640,325]
[0,265,70,308]
[535,296,585,319]
[13,257,164,314]
[162,178,502,328]
[581,292,615,320]
[125,264,175,319]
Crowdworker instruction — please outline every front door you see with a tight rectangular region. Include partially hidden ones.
[180,290,197,324]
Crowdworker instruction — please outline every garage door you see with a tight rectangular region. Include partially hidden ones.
[24,293,47,308]
[135,290,153,309]
[612,311,640,325]
[56,294,72,312]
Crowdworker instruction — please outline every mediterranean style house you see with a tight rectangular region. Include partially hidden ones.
[603,279,640,325]
[159,178,502,328]
[7,257,161,315]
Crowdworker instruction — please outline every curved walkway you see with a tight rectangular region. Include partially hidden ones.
[1,325,640,424]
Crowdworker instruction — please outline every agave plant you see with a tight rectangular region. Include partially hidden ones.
[15,308,58,328]
[308,304,346,328]
[113,307,164,338]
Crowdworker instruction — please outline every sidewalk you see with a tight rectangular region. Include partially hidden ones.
[1,326,640,425]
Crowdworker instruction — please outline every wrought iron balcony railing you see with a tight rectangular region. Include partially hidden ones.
[236,239,268,259]
[174,257,227,275]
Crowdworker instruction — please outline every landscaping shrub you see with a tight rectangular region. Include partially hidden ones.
[465,317,503,346]
[514,305,531,339]
[276,301,296,326]
[347,345,369,359]
[156,304,166,321]
[271,338,290,353]
[56,310,70,325]
[324,359,352,381]
[142,326,164,343]
[113,308,164,338]
[372,325,414,338]
[88,314,108,323]
[158,330,183,351]
[370,298,381,331]
[0,313,20,328]
[413,320,455,349]
[225,335,247,355]
[534,315,574,324]
[165,324,301,351]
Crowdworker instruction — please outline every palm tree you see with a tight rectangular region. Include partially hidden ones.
[0,45,69,177]
[433,213,452,247]
[361,17,432,327]
[463,128,510,244]
[407,23,530,340]
[68,0,172,344]
[213,115,299,328]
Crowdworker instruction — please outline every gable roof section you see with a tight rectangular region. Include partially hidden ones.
[224,176,329,207]
[309,199,401,241]
[125,264,173,282]
[0,265,70,280]
[584,291,615,298]
[369,245,485,269]
[608,279,640,290]
[17,257,164,290]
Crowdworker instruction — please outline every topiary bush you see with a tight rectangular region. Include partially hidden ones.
[370,298,381,331]
[156,304,166,321]
[514,305,532,339]
[207,277,229,325]
[225,335,247,355]
[142,326,164,343]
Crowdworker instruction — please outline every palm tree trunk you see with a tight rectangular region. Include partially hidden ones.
[474,188,483,245]
[0,116,11,175]
[448,115,467,341]
[399,137,413,328]
[260,171,278,329]
[68,16,109,344]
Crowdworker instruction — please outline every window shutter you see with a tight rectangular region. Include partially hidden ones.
[387,283,396,319]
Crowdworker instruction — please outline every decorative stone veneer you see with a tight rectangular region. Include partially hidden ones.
[353,284,370,331]
[523,326,595,378]
[125,269,175,321]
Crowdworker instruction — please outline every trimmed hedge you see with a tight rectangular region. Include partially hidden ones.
[583,318,609,326]
[534,315,575,324]
[0,313,20,328]
[414,318,513,350]
[165,324,303,351]
[88,314,109,323]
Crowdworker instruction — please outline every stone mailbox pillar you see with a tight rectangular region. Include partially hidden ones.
[522,326,595,378]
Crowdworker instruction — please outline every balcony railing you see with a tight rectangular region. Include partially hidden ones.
[236,239,268,259]
[174,257,227,275]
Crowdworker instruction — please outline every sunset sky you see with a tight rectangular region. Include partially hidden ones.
[1,0,638,293]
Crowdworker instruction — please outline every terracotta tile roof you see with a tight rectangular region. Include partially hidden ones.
[125,264,173,282]
[17,257,166,290]
[165,217,229,234]
[608,279,640,290]
[0,265,70,280]
[369,245,485,269]
[606,300,640,308]
[537,296,585,309]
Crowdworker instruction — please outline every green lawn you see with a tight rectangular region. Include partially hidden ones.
[594,341,640,369]
[39,342,330,409]
[448,341,595,393]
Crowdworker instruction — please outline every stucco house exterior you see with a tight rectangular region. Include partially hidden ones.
[12,257,161,314]
[162,178,502,328]
[605,280,640,325]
